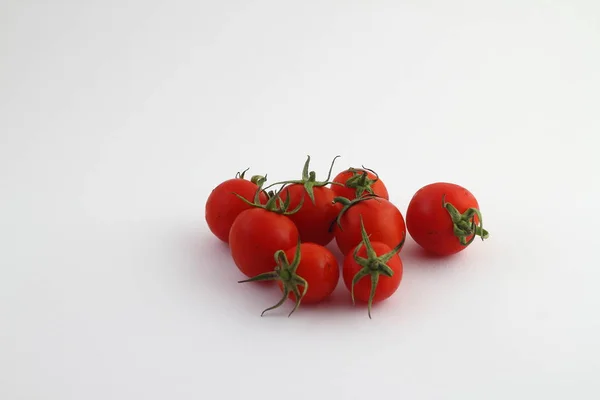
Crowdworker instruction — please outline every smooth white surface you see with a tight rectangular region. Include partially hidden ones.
[2,1,600,399]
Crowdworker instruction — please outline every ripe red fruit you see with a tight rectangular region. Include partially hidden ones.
[342,217,404,318]
[239,242,340,316]
[331,167,389,200]
[406,182,489,256]
[228,185,303,278]
[205,170,268,243]
[332,195,406,256]
[267,156,342,246]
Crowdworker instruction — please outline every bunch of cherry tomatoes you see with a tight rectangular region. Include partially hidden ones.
[205,156,489,318]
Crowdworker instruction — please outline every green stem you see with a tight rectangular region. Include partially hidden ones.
[235,167,250,179]
[238,239,308,317]
[442,195,490,246]
[233,184,304,215]
[250,174,267,186]
[475,226,489,238]
[261,155,341,204]
[349,216,405,319]
[331,194,382,231]
[343,166,381,198]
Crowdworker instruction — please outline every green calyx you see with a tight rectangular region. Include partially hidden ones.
[442,194,490,246]
[343,166,381,198]
[234,180,305,215]
[233,168,275,200]
[235,168,250,179]
[330,194,382,232]
[263,155,342,205]
[249,175,276,199]
[350,216,405,319]
[250,174,267,186]
[234,168,267,189]
[238,239,308,317]
[233,168,272,198]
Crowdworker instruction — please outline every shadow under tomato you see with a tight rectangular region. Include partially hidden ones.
[255,277,358,318]
[325,240,345,263]
[212,237,231,257]
[398,240,461,269]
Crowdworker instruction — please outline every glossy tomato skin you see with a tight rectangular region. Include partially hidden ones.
[279,185,342,246]
[406,182,481,256]
[331,169,389,200]
[334,198,406,256]
[229,208,299,278]
[342,241,403,303]
[205,178,268,243]
[278,243,339,304]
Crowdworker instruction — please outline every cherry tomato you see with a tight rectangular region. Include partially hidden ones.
[238,242,339,316]
[406,182,489,256]
[279,185,341,246]
[268,155,342,246]
[342,217,404,318]
[229,208,299,278]
[333,196,406,256]
[332,167,389,200]
[279,243,339,304]
[205,171,268,243]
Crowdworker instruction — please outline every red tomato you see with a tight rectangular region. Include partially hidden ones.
[332,167,389,200]
[406,182,489,256]
[279,243,339,304]
[279,185,341,246]
[238,242,339,316]
[267,155,342,246]
[342,218,404,318]
[229,208,299,278]
[205,173,268,243]
[333,196,406,256]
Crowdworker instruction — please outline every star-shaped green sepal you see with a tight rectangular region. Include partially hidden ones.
[261,155,342,205]
[350,216,405,319]
[233,179,305,215]
[442,195,489,246]
[342,166,381,198]
[238,239,308,317]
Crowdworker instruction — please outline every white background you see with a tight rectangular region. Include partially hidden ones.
[2,1,600,399]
